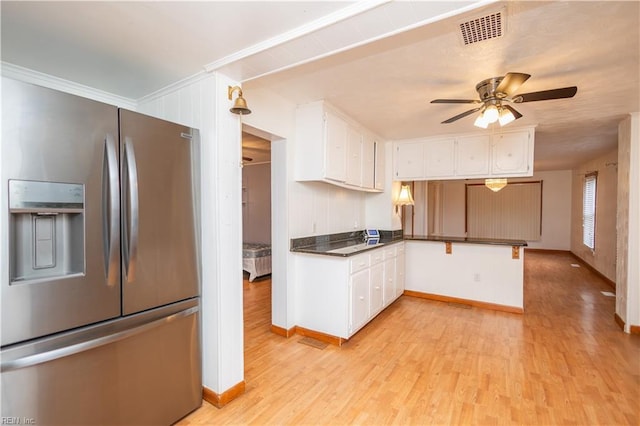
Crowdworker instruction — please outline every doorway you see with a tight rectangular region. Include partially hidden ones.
[241,124,288,332]
[241,131,272,284]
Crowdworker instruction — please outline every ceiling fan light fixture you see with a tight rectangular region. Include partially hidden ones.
[484,104,499,123]
[474,113,489,128]
[498,107,516,125]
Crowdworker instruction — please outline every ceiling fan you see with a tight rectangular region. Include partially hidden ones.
[431,72,577,128]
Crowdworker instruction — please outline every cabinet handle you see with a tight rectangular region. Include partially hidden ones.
[359,296,365,301]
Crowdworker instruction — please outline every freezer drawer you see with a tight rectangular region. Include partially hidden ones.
[1,299,202,425]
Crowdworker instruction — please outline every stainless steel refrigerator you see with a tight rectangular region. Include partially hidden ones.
[1,77,202,425]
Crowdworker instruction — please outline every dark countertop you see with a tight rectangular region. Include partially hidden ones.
[290,230,404,257]
[404,235,528,247]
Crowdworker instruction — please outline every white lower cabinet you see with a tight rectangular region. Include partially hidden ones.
[349,268,370,334]
[395,244,405,298]
[369,262,384,317]
[383,257,395,306]
[295,242,405,340]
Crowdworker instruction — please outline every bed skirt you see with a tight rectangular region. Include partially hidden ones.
[242,243,272,282]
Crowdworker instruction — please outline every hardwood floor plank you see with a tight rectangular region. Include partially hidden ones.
[177,252,639,425]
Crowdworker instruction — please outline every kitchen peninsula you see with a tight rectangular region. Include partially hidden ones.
[290,230,526,346]
[404,235,527,313]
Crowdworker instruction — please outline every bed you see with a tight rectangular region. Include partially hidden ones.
[242,243,272,282]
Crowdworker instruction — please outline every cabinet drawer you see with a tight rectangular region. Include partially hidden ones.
[384,246,397,259]
[396,244,405,255]
[350,254,370,274]
[370,249,384,265]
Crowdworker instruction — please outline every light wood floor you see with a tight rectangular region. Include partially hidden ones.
[177,251,639,425]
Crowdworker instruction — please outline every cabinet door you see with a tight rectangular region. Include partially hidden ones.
[346,126,363,186]
[456,135,490,176]
[424,137,455,178]
[383,258,395,306]
[374,140,385,190]
[491,130,531,175]
[395,249,405,298]
[350,269,370,334]
[394,141,425,179]
[324,111,348,181]
[361,133,375,189]
[370,263,384,316]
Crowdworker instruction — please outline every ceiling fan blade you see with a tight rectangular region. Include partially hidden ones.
[431,99,481,104]
[512,86,578,103]
[495,72,531,96]
[441,107,483,124]
[502,104,523,120]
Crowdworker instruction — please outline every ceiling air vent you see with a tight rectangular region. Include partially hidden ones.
[459,11,504,45]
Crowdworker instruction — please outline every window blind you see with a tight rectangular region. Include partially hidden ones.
[583,173,597,249]
[466,181,542,241]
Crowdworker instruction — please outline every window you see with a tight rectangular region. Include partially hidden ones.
[583,172,597,250]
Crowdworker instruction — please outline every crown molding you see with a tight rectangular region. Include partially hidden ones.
[135,69,211,105]
[1,62,137,109]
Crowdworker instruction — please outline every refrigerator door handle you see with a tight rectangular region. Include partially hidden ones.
[103,134,120,286]
[123,138,139,283]
[1,306,199,373]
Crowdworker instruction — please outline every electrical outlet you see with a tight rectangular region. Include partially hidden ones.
[474,273,481,282]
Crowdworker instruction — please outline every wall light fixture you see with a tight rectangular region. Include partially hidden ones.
[228,86,252,115]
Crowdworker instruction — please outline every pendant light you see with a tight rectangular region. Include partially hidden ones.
[485,178,508,192]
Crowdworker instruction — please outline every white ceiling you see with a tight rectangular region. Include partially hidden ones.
[2,1,639,171]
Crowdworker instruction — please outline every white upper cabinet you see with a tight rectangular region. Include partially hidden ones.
[361,132,376,189]
[491,129,533,175]
[324,110,348,182]
[424,137,456,177]
[346,126,363,186]
[394,140,425,179]
[393,126,534,181]
[374,140,385,190]
[295,101,384,192]
[456,135,491,176]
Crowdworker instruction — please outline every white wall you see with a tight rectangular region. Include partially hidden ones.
[365,142,402,231]
[527,170,572,250]
[616,113,640,332]
[242,163,271,244]
[571,149,618,281]
[289,181,365,237]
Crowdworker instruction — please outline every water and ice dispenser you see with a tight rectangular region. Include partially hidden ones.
[9,179,85,283]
